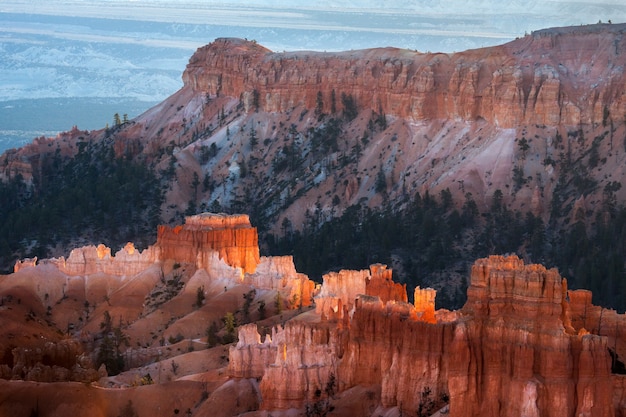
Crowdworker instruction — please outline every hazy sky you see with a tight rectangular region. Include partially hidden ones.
[2,0,626,52]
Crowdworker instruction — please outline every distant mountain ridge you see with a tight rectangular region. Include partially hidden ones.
[96,24,626,222]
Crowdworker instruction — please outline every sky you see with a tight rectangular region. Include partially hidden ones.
[2,0,626,53]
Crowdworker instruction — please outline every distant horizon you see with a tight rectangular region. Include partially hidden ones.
[2,0,626,53]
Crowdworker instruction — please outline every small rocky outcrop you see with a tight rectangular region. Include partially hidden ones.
[9,339,99,383]
[157,213,260,274]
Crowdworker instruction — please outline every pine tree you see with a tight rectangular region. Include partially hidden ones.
[315,91,324,116]
[223,312,237,344]
[249,126,258,149]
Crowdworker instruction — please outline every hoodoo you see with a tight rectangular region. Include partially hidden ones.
[157,213,260,274]
[231,254,626,417]
[2,214,626,416]
[1,22,626,417]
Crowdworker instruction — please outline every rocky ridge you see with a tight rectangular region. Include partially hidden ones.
[0,214,313,384]
[184,26,626,128]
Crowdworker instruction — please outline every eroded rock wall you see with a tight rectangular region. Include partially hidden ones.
[157,213,260,274]
[183,26,626,128]
[315,264,406,320]
[237,255,625,416]
[14,243,159,277]
[244,256,316,308]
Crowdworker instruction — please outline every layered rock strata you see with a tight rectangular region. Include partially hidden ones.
[184,25,626,128]
[5,213,316,385]
[157,213,260,274]
[11,214,309,305]
[14,214,261,277]
[14,243,158,277]
[232,255,626,417]
[453,256,614,417]
[315,264,406,320]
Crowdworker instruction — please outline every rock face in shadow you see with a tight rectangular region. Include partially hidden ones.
[9,339,99,383]
[232,254,626,417]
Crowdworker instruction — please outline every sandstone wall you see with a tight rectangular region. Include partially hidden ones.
[451,255,616,417]
[157,213,260,274]
[340,295,453,411]
[238,255,625,416]
[314,268,369,319]
[365,264,407,304]
[183,26,626,128]
[15,243,159,277]
[229,323,277,379]
[12,214,315,310]
[315,264,406,320]
[568,288,626,363]
[244,256,316,308]
[258,321,340,410]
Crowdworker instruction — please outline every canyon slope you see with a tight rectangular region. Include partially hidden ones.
[1,213,626,416]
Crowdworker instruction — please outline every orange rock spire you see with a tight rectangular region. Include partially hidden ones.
[234,255,622,417]
[157,213,260,274]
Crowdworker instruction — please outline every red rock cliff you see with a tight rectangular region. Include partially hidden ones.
[157,213,260,274]
[237,255,625,416]
[453,255,614,417]
[183,25,626,128]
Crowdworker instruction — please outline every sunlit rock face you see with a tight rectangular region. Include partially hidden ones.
[4,213,317,387]
[157,213,260,274]
[14,243,158,277]
[314,267,369,320]
[5,213,626,415]
[315,264,406,320]
[14,213,261,278]
[234,255,625,416]
[453,255,614,417]
[184,26,626,128]
[413,286,436,323]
